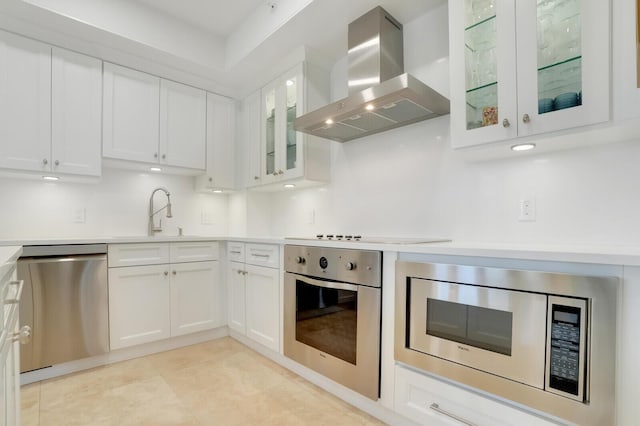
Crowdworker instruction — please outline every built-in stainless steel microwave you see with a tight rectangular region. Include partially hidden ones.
[395,261,618,426]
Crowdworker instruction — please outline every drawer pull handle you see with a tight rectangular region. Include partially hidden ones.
[5,280,24,304]
[429,403,477,426]
[252,254,270,258]
[230,250,242,254]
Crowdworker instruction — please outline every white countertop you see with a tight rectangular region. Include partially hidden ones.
[0,246,22,267]
[2,236,640,266]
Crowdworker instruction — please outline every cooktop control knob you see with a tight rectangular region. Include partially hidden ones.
[319,256,328,269]
[295,256,305,265]
[345,262,356,271]
[316,234,323,239]
[336,235,343,240]
[326,234,334,239]
[345,235,353,240]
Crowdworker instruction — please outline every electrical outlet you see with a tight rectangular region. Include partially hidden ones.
[306,209,315,225]
[518,197,536,221]
[73,207,86,223]
[201,210,215,225]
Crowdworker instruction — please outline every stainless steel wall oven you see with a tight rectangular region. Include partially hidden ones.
[284,245,382,400]
[395,261,618,426]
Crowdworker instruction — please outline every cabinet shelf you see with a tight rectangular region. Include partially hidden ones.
[466,82,497,110]
[465,14,496,32]
[538,56,582,100]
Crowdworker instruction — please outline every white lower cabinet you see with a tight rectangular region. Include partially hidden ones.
[395,365,558,426]
[1,262,21,426]
[108,242,222,350]
[226,242,280,352]
[245,264,279,350]
[170,261,221,336]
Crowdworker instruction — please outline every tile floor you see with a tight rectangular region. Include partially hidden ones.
[21,337,385,425]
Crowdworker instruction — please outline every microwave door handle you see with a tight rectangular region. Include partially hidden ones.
[291,274,359,293]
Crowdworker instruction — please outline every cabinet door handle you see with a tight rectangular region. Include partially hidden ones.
[429,403,477,426]
[42,158,48,165]
[502,118,510,128]
[243,271,248,275]
[278,170,284,175]
[522,113,531,123]
[172,270,177,275]
[254,176,260,180]
[11,325,31,345]
[164,271,169,276]
[162,154,166,160]
[4,280,24,304]
[54,160,60,167]
[154,152,158,159]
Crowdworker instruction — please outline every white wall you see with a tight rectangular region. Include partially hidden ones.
[237,2,640,246]
[0,168,228,239]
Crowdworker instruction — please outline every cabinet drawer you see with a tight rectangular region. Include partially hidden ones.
[169,241,219,263]
[395,365,557,426]
[108,243,170,267]
[227,242,245,262]
[245,244,279,268]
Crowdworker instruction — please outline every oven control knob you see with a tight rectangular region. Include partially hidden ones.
[319,257,328,269]
[295,256,305,264]
[345,262,356,271]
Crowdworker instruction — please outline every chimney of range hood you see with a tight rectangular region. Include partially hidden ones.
[294,6,450,143]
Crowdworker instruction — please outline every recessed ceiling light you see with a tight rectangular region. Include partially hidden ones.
[511,143,536,152]
[212,189,223,193]
[283,184,296,188]
[365,104,375,111]
[150,167,162,172]
[286,79,294,86]
[42,176,59,181]
[325,118,334,125]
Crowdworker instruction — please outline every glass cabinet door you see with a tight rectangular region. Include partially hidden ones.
[536,0,582,115]
[464,0,498,131]
[263,86,276,177]
[285,75,297,171]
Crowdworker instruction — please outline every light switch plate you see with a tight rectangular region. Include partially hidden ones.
[73,207,86,223]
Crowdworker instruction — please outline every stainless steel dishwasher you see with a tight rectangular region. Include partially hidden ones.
[17,244,109,373]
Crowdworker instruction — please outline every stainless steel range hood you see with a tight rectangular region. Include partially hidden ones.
[294,6,450,143]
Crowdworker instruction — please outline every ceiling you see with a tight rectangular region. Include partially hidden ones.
[133,0,265,39]
[0,0,447,96]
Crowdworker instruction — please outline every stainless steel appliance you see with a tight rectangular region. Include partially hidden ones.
[395,261,618,425]
[294,6,450,142]
[17,244,109,373]
[284,245,382,399]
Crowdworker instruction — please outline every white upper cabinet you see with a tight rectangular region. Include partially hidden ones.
[238,90,262,188]
[244,62,330,190]
[0,31,51,172]
[51,47,102,176]
[103,62,160,164]
[103,62,206,171]
[160,79,206,170]
[449,0,609,149]
[0,31,101,177]
[195,92,236,192]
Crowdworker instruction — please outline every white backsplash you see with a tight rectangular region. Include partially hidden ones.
[0,168,228,240]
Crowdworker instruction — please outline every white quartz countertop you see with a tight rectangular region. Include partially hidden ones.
[0,246,22,266]
[2,236,640,266]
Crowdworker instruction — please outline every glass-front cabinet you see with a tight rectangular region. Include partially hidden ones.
[450,0,609,148]
[260,64,304,184]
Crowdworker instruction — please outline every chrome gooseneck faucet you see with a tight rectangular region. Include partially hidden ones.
[148,187,172,236]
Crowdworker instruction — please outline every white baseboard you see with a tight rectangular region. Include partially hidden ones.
[21,326,229,385]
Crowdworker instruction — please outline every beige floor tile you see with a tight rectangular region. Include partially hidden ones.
[22,337,385,426]
[20,382,40,426]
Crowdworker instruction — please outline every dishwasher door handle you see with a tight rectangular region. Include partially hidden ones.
[19,254,107,265]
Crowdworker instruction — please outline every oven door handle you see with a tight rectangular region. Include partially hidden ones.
[288,273,359,292]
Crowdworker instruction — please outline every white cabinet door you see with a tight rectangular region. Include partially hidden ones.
[195,92,236,191]
[245,264,279,351]
[51,47,102,176]
[0,30,51,172]
[169,242,219,263]
[170,261,222,336]
[108,264,171,350]
[103,62,160,164]
[227,261,246,334]
[159,79,206,170]
[239,90,262,187]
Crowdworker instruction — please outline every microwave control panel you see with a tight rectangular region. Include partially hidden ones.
[548,304,583,397]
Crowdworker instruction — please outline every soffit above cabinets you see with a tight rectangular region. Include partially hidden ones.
[0,0,446,96]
